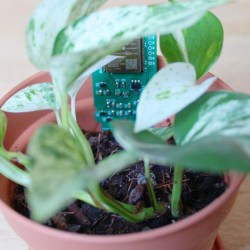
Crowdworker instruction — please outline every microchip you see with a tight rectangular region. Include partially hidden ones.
[105,38,143,74]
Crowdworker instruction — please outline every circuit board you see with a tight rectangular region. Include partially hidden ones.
[92,35,157,130]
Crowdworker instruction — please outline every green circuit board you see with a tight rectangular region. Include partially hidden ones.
[92,35,157,130]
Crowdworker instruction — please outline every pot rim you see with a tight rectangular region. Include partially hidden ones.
[0,171,244,243]
[0,71,245,244]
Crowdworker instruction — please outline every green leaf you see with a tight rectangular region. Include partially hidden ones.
[26,0,107,69]
[112,120,250,173]
[27,124,138,222]
[0,156,30,187]
[160,12,224,79]
[51,0,230,91]
[174,91,250,145]
[135,63,216,132]
[1,82,57,113]
[0,111,7,148]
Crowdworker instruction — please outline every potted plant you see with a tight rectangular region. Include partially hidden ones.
[0,0,248,250]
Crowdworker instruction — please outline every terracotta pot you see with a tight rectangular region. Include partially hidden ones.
[0,71,245,250]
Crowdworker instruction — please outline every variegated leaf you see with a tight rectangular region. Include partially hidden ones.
[26,0,107,69]
[174,91,250,145]
[135,63,216,132]
[69,55,119,98]
[149,126,174,141]
[111,120,250,173]
[27,124,138,222]
[1,82,57,113]
[27,124,88,222]
[160,12,224,79]
[51,0,230,92]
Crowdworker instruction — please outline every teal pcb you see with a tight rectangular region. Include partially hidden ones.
[92,35,157,130]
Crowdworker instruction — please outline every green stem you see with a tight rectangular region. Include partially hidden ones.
[91,185,155,223]
[68,113,95,166]
[74,190,99,206]
[70,94,77,122]
[60,94,70,130]
[54,109,62,126]
[8,152,31,171]
[0,149,31,171]
[144,158,164,213]
[0,156,30,187]
[69,109,157,222]
[171,166,184,218]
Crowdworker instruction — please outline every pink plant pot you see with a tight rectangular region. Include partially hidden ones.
[0,70,245,250]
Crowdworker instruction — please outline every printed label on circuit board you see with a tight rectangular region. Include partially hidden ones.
[92,35,157,130]
[105,38,143,74]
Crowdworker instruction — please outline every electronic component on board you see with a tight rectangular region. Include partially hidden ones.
[92,35,157,130]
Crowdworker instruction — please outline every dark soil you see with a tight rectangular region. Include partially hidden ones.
[12,131,227,235]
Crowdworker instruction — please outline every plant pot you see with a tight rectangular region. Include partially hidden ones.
[0,71,245,250]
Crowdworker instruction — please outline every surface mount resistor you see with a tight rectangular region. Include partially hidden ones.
[115,82,120,88]
[115,89,121,96]
[121,81,126,88]
[123,91,129,98]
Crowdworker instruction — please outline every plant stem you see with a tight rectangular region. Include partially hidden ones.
[69,111,158,222]
[0,149,31,171]
[75,187,155,223]
[74,190,100,207]
[70,95,77,121]
[92,185,155,223]
[54,109,62,126]
[0,156,30,187]
[144,158,164,213]
[171,166,184,218]
[68,113,95,166]
[60,94,70,130]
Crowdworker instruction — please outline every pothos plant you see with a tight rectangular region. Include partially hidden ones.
[1,0,249,226]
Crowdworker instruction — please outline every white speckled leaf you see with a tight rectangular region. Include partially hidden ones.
[27,125,88,222]
[135,63,216,132]
[112,120,250,173]
[69,55,119,98]
[27,124,138,222]
[26,0,107,69]
[175,91,250,145]
[1,82,57,112]
[51,0,229,91]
